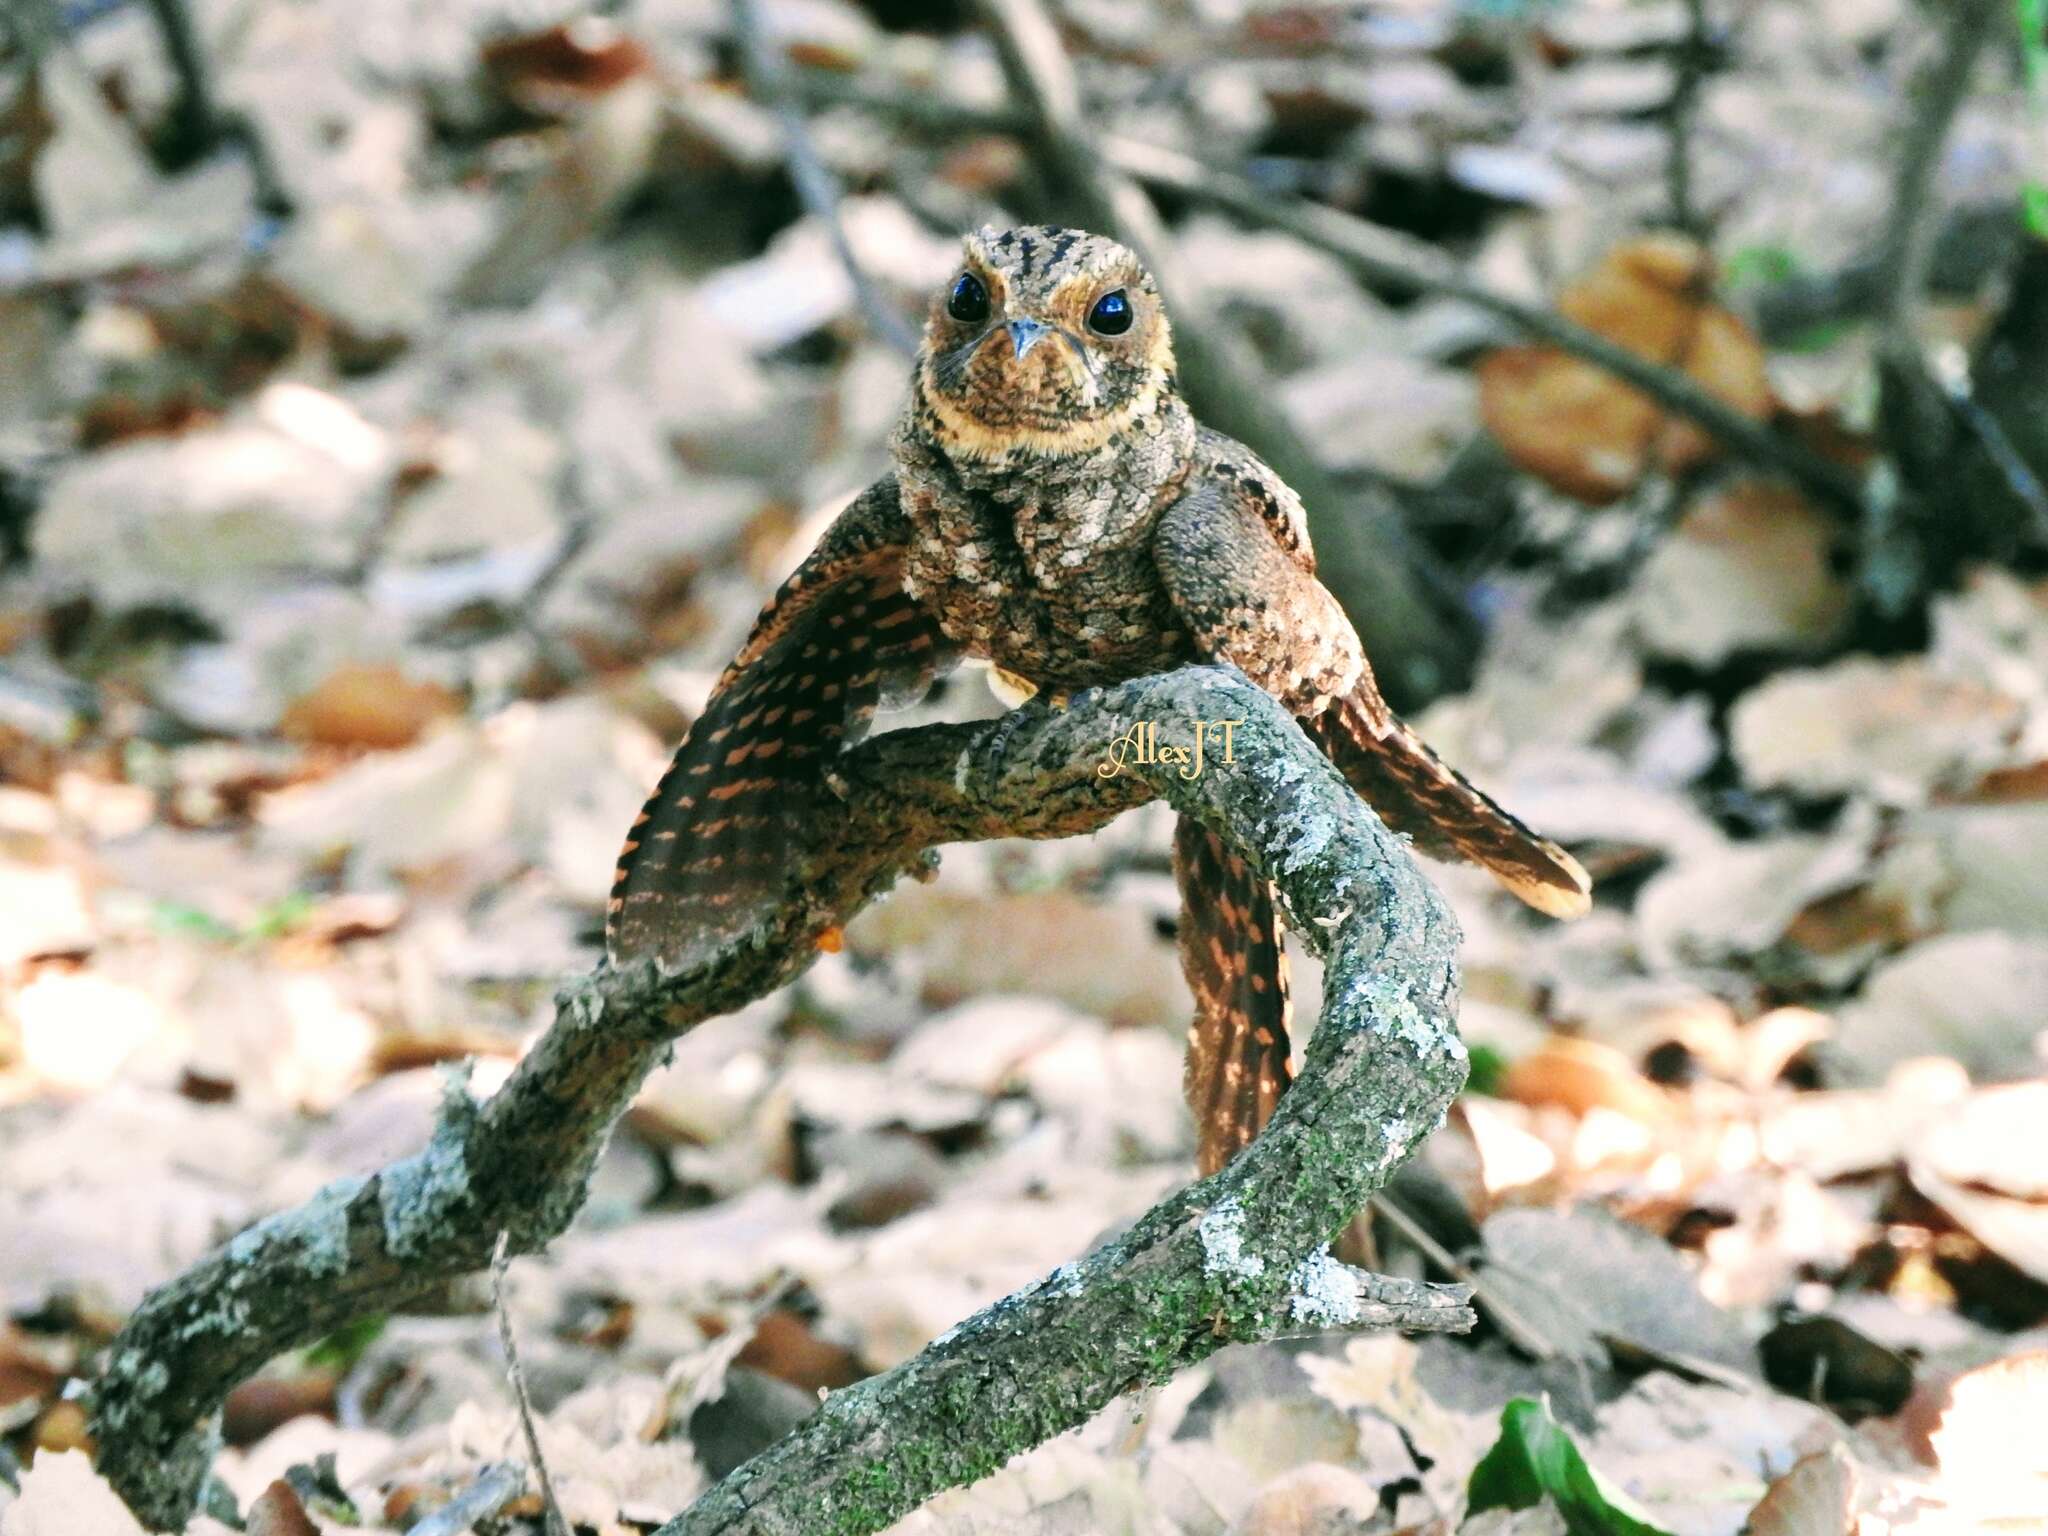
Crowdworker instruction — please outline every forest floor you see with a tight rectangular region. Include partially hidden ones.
[4,0,2048,1531]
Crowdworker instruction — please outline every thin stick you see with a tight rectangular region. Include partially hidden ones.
[1108,137,1868,512]
[1666,0,1712,237]
[788,65,1866,514]
[1370,1195,1557,1364]
[729,0,919,356]
[1874,0,2007,347]
[1949,385,2048,538]
[143,0,219,163]
[491,1232,570,1536]
[406,1463,527,1536]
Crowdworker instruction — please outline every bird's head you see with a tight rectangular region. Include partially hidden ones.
[915,225,1177,462]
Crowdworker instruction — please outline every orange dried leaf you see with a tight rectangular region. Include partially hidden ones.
[279,662,460,750]
[1502,1035,1671,1123]
[1479,235,1774,503]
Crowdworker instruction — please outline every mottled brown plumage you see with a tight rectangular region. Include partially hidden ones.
[610,224,1591,1169]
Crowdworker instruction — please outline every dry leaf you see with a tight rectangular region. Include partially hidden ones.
[1631,482,1848,665]
[1584,1374,1835,1534]
[1760,1060,1970,1181]
[1479,236,1772,503]
[1227,1463,1382,1536]
[1893,798,2048,936]
[1482,1207,1755,1376]
[1914,1083,2048,1200]
[280,662,462,749]
[1502,1036,1672,1123]
[0,1451,145,1536]
[1925,1353,2048,1521]
[1730,658,2025,804]
[1910,1087,2048,1284]
[1835,934,2048,1082]
[245,1481,320,1536]
[1745,1446,1859,1536]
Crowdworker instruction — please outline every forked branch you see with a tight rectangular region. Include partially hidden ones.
[89,667,1472,1534]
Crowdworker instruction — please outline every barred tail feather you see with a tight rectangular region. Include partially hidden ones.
[1173,816,1293,1176]
[1310,692,1591,920]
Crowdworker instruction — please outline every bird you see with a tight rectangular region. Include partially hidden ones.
[609,224,1590,1176]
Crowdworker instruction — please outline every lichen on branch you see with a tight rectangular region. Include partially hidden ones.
[88,666,1472,1535]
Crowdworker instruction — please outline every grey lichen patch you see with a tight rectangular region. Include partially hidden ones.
[1042,1262,1085,1299]
[219,1174,363,1281]
[1330,967,1463,1066]
[1378,1116,1412,1169]
[99,1351,170,1401]
[1197,1197,1267,1282]
[1286,1249,1366,1328]
[299,1174,367,1277]
[381,1062,482,1257]
[1272,814,1336,878]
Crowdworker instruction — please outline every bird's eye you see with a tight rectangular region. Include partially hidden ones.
[947,273,990,323]
[1088,289,1133,335]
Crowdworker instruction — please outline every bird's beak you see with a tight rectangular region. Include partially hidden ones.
[1007,317,1051,360]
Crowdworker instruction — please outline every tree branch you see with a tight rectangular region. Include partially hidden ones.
[1665,0,1712,238]
[89,667,1471,1533]
[1873,0,2005,348]
[1864,0,2008,612]
[143,0,220,166]
[791,66,1867,515]
[729,0,920,357]
[1106,139,1867,514]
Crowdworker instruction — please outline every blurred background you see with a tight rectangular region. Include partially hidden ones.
[3,0,2048,1530]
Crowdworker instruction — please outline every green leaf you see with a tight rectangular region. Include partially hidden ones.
[304,1313,387,1374]
[1466,1397,1678,1536]
[2020,0,2048,239]
[1721,243,1803,290]
[1464,1043,1509,1098]
[244,891,317,941]
[150,899,238,943]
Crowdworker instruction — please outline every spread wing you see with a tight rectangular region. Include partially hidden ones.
[1155,442,1590,920]
[607,477,951,971]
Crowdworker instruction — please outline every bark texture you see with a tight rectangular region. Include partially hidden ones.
[89,665,1471,1533]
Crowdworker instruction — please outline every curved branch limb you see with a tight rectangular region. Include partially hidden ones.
[89,668,1470,1533]
[661,669,1473,1533]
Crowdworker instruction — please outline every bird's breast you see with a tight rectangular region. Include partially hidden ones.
[901,485,1189,688]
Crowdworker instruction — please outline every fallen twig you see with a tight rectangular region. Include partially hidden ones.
[791,64,1867,516]
[491,1233,570,1536]
[1874,0,2006,348]
[90,666,1473,1533]
[1863,0,2010,610]
[143,0,219,165]
[406,1463,527,1536]
[730,0,919,357]
[1665,0,1713,237]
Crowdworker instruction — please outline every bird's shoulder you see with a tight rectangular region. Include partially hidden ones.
[1181,426,1316,568]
